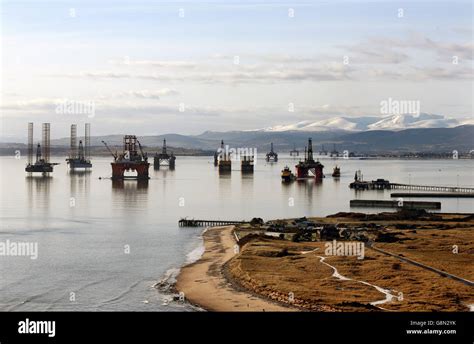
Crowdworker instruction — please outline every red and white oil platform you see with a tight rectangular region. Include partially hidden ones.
[25,122,59,174]
[294,138,324,180]
[102,135,150,180]
[282,139,324,181]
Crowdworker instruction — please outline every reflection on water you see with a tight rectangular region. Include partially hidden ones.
[67,169,92,176]
[69,170,91,196]
[26,175,52,211]
[112,179,149,190]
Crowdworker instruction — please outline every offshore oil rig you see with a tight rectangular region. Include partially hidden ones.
[295,138,324,179]
[25,122,59,174]
[289,145,299,157]
[102,135,150,180]
[266,142,278,162]
[154,139,176,170]
[330,144,339,158]
[217,140,231,173]
[319,145,328,156]
[66,123,92,170]
[241,155,254,173]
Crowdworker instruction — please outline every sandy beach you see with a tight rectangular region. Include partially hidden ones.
[175,226,293,311]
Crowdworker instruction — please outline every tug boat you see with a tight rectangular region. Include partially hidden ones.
[281,166,296,182]
[332,165,341,178]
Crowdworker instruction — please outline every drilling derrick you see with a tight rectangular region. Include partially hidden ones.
[104,135,149,180]
[42,123,50,163]
[27,122,33,166]
[218,139,231,173]
[66,123,92,169]
[85,123,90,162]
[70,124,77,159]
[25,122,58,174]
[295,138,324,180]
[154,139,176,170]
[78,140,85,160]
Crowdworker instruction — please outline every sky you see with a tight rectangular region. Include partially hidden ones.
[0,0,473,140]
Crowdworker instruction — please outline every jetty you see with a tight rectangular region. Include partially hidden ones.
[350,199,441,210]
[391,192,474,198]
[349,174,474,193]
[179,219,249,227]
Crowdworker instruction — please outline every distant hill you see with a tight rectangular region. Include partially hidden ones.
[331,125,474,152]
[1,125,473,155]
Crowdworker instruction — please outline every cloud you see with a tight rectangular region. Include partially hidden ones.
[109,89,179,99]
[0,98,220,119]
[64,71,131,78]
[1,98,61,111]
[109,59,197,68]
[347,43,411,64]
[364,34,473,61]
[51,63,354,83]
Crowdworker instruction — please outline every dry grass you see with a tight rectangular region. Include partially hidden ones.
[227,214,474,312]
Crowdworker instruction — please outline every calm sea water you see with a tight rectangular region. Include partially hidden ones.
[0,155,472,311]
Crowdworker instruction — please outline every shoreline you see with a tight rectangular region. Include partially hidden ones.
[175,212,474,312]
[175,226,294,311]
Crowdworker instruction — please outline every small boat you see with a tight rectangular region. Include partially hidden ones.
[281,166,296,182]
[332,165,341,178]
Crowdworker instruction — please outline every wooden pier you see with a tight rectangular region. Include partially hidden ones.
[350,199,441,210]
[179,219,248,227]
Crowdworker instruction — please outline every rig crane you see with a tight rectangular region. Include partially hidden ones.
[101,140,117,161]
[137,139,147,162]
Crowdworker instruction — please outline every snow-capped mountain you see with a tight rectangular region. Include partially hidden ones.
[258,114,472,132]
